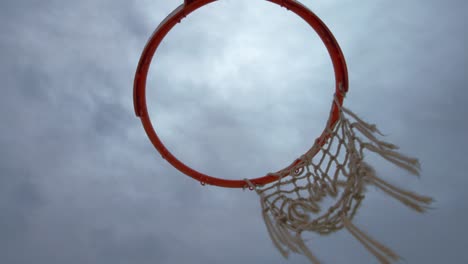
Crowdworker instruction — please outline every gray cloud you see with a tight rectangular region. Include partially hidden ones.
[1,0,467,263]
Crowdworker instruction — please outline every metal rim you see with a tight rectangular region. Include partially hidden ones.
[133,0,348,188]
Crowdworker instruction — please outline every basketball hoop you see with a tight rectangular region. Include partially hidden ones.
[134,0,347,188]
[133,1,432,263]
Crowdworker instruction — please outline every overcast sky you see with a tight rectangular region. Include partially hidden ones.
[1,0,467,263]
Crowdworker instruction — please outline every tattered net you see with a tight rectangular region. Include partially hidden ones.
[245,96,432,264]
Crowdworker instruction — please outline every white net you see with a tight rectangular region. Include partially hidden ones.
[245,97,433,264]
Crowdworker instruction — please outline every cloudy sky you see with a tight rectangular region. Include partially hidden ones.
[1,0,467,263]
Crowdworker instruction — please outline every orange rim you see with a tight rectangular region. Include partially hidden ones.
[133,0,348,188]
